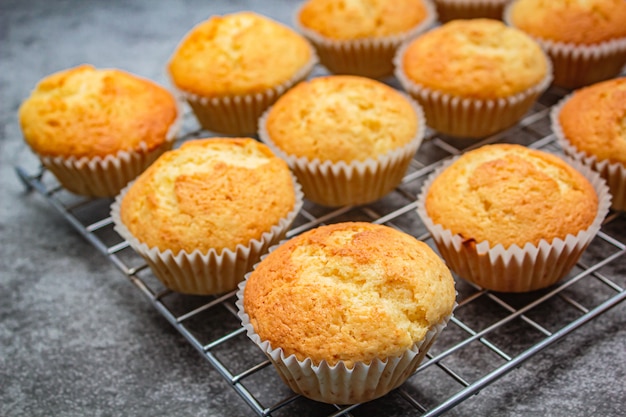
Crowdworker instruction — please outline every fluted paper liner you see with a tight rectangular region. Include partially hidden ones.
[110,173,304,295]
[394,42,553,139]
[258,94,426,207]
[416,156,611,292]
[504,4,626,89]
[294,0,436,79]
[236,272,453,404]
[172,50,317,135]
[434,0,510,22]
[551,97,626,211]
[39,109,182,198]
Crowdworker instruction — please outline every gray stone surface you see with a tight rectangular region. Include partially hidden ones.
[1,1,625,416]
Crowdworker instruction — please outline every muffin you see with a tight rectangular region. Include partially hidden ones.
[167,11,317,135]
[505,0,626,89]
[552,77,626,211]
[295,0,436,78]
[417,144,611,292]
[237,222,456,404]
[110,138,303,295]
[259,75,425,207]
[18,64,180,197]
[394,18,551,138]
[434,0,512,23]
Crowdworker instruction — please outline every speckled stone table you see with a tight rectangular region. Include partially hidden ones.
[1,1,625,416]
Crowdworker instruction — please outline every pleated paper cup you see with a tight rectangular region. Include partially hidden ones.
[41,142,170,198]
[173,51,317,136]
[551,98,626,211]
[504,5,626,89]
[258,95,426,207]
[416,156,611,292]
[110,175,303,296]
[394,42,552,139]
[295,0,436,79]
[236,276,453,404]
[434,0,511,23]
[40,114,181,198]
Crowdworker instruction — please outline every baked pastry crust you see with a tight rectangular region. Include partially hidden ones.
[425,144,599,248]
[508,0,626,45]
[168,11,314,97]
[401,19,548,99]
[558,77,626,165]
[298,0,429,39]
[243,222,456,367]
[120,138,296,254]
[19,64,178,159]
[265,75,419,162]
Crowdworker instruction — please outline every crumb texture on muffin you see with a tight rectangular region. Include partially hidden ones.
[508,0,626,45]
[265,75,419,162]
[120,138,296,253]
[401,19,548,99]
[19,64,178,159]
[243,222,456,367]
[298,0,429,39]
[558,78,626,165]
[425,144,599,249]
[168,12,313,97]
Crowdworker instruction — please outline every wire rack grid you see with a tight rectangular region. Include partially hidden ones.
[14,78,626,416]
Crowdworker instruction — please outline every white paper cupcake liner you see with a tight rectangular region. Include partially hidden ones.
[236,274,453,404]
[110,173,304,295]
[394,42,553,138]
[551,98,626,211]
[294,0,436,79]
[416,155,611,292]
[434,0,510,22]
[258,94,426,207]
[40,110,182,198]
[504,5,626,89]
[172,51,317,135]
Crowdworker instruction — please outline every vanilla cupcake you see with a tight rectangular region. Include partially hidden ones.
[552,77,626,211]
[505,0,626,89]
[237,222,456,404]
[111,138,303,295]
[296,0,436,78]
[417,144,611,292]
[168,11,317,135]
[395,19,551,138]
[434,0,512,22]
[259,75,425,207]
[18,64,180,197]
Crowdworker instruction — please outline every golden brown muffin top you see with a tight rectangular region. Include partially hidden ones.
[558,78,626,165]
[297,0,430,39]
[264,75,419,162]
[508,0,626,45]
[243,222,456,367]
[18,64,179,159]
[401,19,548,99]
[168,12,314,97]
[120,138,296,254]
[425,144,599,249]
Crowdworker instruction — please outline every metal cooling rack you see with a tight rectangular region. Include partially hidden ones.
[14,81,626,416]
